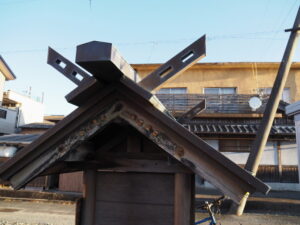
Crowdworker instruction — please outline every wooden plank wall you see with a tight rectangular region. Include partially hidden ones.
[238,164,299,183]
[256,165,299,183]
[59,172,83,192]
[26,176,47,188]
[94,172,174,225]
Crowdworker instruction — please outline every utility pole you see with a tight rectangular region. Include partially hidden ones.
[234,6,300,215]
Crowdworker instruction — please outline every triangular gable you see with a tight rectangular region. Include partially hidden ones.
[0,77,269,203]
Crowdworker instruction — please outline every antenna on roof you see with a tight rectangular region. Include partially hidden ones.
[41,92,44,103]
[28,86,32,98]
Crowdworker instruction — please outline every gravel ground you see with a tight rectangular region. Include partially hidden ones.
[1,199,300,225]
[0,221,51,225]
[0,200,75,225]
[195,213,300,225]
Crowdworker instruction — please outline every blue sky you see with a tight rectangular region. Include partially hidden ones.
[1,0,300,115]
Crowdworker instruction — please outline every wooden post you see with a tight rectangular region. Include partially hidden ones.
[277,141,283,181]
[234,7,300,215]
[82,169,96,225]
[174,173,194,225]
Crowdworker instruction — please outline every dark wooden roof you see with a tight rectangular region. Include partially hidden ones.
[0,78,269,203]
[0,41,270,204]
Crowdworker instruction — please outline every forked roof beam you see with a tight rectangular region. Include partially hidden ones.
[139,35,206,92]
[47,47,91,85]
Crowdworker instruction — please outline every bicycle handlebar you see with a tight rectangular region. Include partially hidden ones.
[197,195,227,210]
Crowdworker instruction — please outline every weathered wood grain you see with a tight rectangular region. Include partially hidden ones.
[81,170,96,225]
[174,173,194,225]
[94,172,174,225]
[76,41,140,82]
[139,35,206,91]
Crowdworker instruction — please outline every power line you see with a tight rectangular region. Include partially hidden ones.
[259,0,299,60]
[0,29,291,56]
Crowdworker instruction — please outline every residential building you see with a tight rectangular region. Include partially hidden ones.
[0,56,46,135]
[2,90,45,127]
[133,62,300,190]
[0,56,16,104]
[0,56,17,134]
[0,56,46,186]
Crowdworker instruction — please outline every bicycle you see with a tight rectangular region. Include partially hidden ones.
[195,196,226,225]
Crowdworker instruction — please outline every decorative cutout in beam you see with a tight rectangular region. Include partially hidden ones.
[139,35,206,92]
[47,47,91,85]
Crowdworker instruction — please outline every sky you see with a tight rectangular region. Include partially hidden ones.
[1,0,300,115]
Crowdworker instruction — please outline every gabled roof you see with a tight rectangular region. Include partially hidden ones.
[0,77,269,203]
[0,40,270,204]
[44,115,65,123]
[0,56,16,80]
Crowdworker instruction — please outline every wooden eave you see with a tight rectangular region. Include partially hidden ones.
[0,56,16,80]
[0,77,269,204]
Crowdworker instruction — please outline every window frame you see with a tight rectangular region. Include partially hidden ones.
[203,87,237,95]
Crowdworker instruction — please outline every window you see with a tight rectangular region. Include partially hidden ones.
[0,109,7,119]
[259,87,290,103]
[156,87,187,94]
[219,139,252,152]
[204,87,236,95]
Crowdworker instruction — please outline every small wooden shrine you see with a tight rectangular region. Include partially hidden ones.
[0,36,269,225]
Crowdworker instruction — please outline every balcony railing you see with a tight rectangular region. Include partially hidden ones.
[156,94,270,114]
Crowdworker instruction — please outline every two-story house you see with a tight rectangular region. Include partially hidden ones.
[0,56,17,134]
[133,62,300,190]
[0,55,45,135]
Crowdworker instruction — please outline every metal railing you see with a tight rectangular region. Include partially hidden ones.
[156,94,270,114]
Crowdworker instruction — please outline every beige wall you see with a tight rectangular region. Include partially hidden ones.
[134,63,300,103]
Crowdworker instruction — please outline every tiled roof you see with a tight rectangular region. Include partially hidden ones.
[0,134,41,145]
[19,122,54,129]
[182,123,295,135]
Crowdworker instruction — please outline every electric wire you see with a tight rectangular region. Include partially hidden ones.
[0,30,286,55]
[259,0,299,60]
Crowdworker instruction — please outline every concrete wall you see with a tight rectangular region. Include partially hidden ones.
[134,63,300,103]
[5,90,44,126]
[204,139,297,166]
[281,141,298,165]
[0,106,18,134]
[295,114,300,183]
